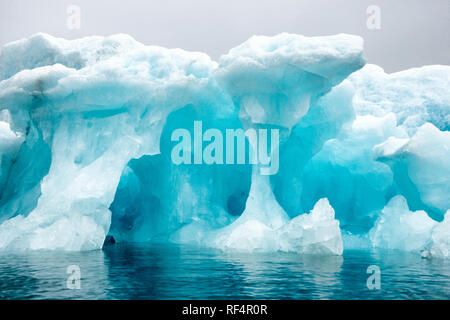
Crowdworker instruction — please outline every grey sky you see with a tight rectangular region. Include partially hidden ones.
[0,0,449,72]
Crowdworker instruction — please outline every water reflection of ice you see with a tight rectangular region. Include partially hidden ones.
[1,244,449,299]
[216,252,343,299]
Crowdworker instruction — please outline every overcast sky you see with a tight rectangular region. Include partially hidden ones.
[0,0,448,72]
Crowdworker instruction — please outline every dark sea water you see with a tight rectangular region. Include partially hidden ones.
[0,243,449,299]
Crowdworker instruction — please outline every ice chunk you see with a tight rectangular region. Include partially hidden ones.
[0,32,448,255]
[370,196,438,251]
[0,33,144,81]
[212,198,343,255]
[277,198,343,255]
[216,33,364,129]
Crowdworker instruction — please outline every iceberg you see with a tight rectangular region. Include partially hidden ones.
[369,195,438,252]
[0,33,448,257]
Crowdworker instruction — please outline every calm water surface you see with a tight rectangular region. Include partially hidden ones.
[0,243,449,299]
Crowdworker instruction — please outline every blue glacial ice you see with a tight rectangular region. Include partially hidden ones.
[369,195,438,252]
[0,33,449,258]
